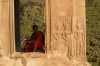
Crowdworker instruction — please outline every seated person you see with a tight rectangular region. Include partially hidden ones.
[24,25,45,52]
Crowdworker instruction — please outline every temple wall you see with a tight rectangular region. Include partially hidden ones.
[0,0,10,56]
[0,0,91,66]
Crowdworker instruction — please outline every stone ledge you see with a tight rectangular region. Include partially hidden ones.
[0,56,91,66]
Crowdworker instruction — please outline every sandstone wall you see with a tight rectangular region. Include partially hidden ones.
[0,0,91,66]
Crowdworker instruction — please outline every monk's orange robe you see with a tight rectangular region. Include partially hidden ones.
[25,31,45,52]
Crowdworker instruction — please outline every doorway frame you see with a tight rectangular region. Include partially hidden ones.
[9,0,51,58]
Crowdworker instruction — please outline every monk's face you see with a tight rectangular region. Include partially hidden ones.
[34,26,38,31]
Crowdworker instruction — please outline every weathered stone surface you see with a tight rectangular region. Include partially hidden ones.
[0,41,5,57]
[15,59,23,66]
[0,56,15,66]
[26,58,70,66]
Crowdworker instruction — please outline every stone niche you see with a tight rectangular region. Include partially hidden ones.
[0,0,91,66]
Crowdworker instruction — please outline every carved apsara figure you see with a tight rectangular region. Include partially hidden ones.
[74,23,85,58]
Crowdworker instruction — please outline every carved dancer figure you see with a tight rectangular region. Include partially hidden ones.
[52,21,64,50]
[53,20,64,40]
[74,23,85,58]
[62,17,73,57]
[62,31,72,57]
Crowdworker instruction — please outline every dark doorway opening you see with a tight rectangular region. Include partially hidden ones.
[14,0,46,53]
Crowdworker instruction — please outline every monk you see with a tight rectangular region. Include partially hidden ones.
[24,25,45,52]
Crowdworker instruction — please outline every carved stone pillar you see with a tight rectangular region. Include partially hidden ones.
[0,0,1,41]
[0,0,10,56]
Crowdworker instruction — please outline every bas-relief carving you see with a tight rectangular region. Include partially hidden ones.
[72,17,86,60]
[51,17,72,40]
[50,16,86,61]
[50,17,73,58]
[74,23,84,55]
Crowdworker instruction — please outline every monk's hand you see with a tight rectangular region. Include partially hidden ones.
[27,41,34,44]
